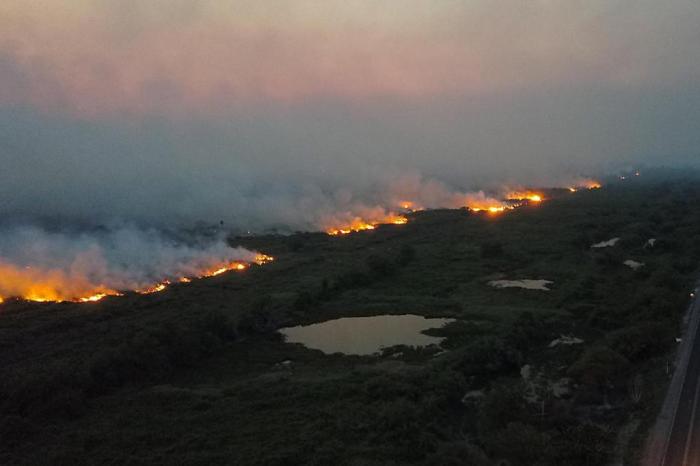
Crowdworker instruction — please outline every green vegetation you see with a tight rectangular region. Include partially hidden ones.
[2,169,700,465]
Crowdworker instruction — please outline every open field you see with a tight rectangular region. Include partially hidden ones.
[2,170,700,465]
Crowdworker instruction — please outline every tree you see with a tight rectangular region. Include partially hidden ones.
[568,346,629,405]
[478,383,527,436]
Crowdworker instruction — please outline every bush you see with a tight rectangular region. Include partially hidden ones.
[548,423,614,466]
[507,312,550,353]
[237,307,277,335]
[456,336,522,377]
[293,289,315,312]
[1,364,88,420]
[480,241,504,259]
[425,442,490,466]
[333,270,371,290]
[366,254,396,277]
[567,346,629,387]
[197,310,238,341]
[606,322,672,362]
[397,245,416,266]
[484,422,550,465]
[477,382,527,436]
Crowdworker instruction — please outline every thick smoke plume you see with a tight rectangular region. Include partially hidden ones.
[0,223,258,302]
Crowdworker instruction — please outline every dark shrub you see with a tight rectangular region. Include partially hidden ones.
[480,241,503,259]
[549,423,614,466]
[456,336,522,376]
[606,322,672,362]
[397,245,416,266]
[567,346,629,386]
[425,442,490,466]
[293,289,315,312]
[477,382,527,436]
[366,254,396,277]
[484,422,550,465]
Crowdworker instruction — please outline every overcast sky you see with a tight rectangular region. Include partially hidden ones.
[1,0,699,229]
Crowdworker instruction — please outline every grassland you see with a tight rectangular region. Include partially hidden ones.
[2,169,700,465]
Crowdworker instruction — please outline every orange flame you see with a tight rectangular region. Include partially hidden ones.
[138,282,169,294]
[0,253,274,305]
[326,214,407,235]
[506,191,544,203]
[254,254,275,265]
[470,205,512,214]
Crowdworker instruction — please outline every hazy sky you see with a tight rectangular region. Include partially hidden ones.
[1,0,699,229]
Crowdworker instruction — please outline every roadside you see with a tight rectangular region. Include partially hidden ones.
[642,282,700,466]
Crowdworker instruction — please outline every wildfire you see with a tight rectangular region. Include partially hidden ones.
[208,262,247,277]
[567,180,602,191]
[79,293,116,302]
[398,201,424,212]
[471,205,512,214]
[138,282,169,294]
[254,253,275,265]
[506,191,544,203]
[326,214,407,235]
[389,215,408,225]
[0,253,275,305]
[466,198,513,214]
[135,256,274,295]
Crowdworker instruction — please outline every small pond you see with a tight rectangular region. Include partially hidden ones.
[280,314,455,355]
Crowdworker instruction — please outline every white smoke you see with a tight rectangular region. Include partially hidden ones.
[0,223,259,301]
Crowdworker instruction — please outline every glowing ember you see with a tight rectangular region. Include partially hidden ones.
[254,254,274,265]
[569,180,602,190]
[179,277,192,283]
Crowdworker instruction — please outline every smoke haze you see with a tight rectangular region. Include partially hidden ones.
[0,223,257,302]
[0,1,699,297]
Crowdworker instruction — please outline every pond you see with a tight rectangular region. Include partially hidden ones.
[280,314,455,355]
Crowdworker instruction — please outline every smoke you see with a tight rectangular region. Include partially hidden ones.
[0,223,258,302]
[0,0,699,302]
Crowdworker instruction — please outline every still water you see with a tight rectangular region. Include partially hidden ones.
[280,314,455,355]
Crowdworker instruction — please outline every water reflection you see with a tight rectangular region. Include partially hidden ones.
[280,314,455,355]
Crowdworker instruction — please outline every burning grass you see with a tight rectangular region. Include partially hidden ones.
[326,214,408,236]
[0,254,274,304]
